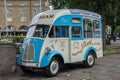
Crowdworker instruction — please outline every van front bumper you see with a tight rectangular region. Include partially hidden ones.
[21,62,40,68]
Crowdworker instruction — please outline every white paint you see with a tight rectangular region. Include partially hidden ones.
[21,62,39,67]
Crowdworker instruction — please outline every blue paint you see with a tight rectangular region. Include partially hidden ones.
[17,54,22,65]
[62,27,67,37]
[40,50,64,68]
[84,46,97,60]
[30,38,44,62]
[54,15,71,25]
[54,15,83,40]
[100,19,102,39]
[17,39,30,65]
[17,38,44,65]
[54,15,83,26]
[55,26,69,37]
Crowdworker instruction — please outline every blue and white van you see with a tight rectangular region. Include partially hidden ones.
[17,9,103,77]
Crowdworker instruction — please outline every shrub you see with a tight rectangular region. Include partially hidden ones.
[0,36,25,54]
[106,38,111,45]
[115,25,120,33]
[0,36,25,43]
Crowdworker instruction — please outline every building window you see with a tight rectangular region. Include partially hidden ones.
[20,3,26,6]
[34,9,40,14]
[7,3,13,6]
[20,9,27,14]
[19,25,28,30]
[34,3,40,6]
[7,9,13,14]
[21,17,27,22]
[6,25,15,31]
[7,17,13,22]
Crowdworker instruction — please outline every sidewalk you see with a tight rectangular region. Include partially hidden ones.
[106,39,120,49]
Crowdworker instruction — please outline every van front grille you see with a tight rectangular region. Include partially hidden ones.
[23,43,34,61]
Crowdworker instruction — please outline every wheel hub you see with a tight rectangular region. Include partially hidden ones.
[50,60,59,74]
[88,54,94,66]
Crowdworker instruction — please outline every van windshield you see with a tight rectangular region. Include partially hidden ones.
[26,25,49,38]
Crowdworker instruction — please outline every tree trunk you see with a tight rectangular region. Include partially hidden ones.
[102,15,106,51]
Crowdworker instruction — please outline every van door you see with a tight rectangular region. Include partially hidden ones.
[70,26,83,62]
[49,26,70,63]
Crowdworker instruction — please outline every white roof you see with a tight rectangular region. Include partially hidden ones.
[29,9,101,26]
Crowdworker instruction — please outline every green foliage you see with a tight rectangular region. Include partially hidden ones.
[106,38,111,45]
[65,0,96,11]
[104,48,116,55]
[0,36,24,54]
[50,0,120,25]
[50,0,66,9]
[50,0,120,48]
[115,26,120,33]
[0,36,25,43]
[0,42,14,45]
[51,0,96,11]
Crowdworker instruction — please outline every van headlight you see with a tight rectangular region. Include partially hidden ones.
[45,47,51,55]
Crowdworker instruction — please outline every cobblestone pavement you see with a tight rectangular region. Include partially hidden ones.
[0,52,120,80]
[107,39,120,48]
[0,39,120,80]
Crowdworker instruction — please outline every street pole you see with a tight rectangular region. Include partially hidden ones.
[40,0,42,12]
[30,0,32,20]
[4,0,8,37]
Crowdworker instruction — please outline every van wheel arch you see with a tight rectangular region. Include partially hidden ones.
[53,55,64,69]
[90,50,97,58]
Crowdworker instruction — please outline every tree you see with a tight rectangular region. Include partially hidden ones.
[50,0,120,47]
[115,26,120,33]
[105,0,120,38]
[50,0,66,9]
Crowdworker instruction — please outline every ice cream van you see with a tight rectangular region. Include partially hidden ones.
[17,9,103,77]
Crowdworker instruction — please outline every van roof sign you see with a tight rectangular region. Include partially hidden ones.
[70,9,101,18]
[39,14,54,19]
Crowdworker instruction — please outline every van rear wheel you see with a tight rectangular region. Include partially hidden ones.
[45,57,60,77]
[84,51,95,68]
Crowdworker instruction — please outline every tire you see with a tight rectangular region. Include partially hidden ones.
[84,51,95,68]
[45,57,60,77]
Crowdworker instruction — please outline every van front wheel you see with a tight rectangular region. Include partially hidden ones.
[45,57,60,77]
[84,51,95,68]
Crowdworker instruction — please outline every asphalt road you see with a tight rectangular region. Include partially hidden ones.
[0,52,120,80]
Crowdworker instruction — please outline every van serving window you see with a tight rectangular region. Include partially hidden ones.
[93,20,100,38]
[72,26,81,37]
[49,26,69,38]
[83,18,100,38]
[72,18,81,23]
[83,18,93,38]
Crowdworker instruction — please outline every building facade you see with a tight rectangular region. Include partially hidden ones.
[0,0,49,36]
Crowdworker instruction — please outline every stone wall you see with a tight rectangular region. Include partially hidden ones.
[0,45,16,76]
